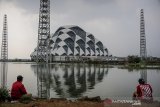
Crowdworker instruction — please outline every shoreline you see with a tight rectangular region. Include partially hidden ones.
[1,61,160,70]
[1,97,160,107]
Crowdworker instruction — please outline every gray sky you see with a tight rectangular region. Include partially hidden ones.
[0,0,160,59]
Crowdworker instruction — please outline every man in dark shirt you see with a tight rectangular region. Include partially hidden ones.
[11,75,27,100]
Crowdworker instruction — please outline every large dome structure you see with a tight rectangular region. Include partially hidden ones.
[31,25,109,61]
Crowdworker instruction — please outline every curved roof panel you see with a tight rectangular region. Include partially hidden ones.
[30,25,109,59]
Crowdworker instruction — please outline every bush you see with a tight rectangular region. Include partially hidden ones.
[0,87,10,102]
[19,94,32,104]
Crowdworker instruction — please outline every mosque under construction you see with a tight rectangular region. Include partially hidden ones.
[30,25,109,62]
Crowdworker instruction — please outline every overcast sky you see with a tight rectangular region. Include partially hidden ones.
[0,0,160,59]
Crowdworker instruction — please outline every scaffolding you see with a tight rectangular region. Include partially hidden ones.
[1,14,8,61]
[140,9,147,59]
[37,0,50,63]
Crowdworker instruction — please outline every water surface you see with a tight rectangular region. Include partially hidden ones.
[1,62,160,100]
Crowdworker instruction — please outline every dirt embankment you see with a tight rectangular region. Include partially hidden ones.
[0,97,160,107]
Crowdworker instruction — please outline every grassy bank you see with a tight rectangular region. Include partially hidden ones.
[118,62,160,70]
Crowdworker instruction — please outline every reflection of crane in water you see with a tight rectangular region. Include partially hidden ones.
[1,63,8,88]
[140,69,147,83]
[36,64,51,99]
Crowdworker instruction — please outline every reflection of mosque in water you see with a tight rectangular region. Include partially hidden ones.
[31,64,108,98]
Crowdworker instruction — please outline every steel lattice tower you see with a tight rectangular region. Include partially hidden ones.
[1,14,8,61]
[37,0,50,62]
[140,9,147,59]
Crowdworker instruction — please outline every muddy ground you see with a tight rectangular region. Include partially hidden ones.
[0,99,159,107]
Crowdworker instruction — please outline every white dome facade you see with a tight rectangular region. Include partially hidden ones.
[31,25,108,61]
[50,25,108,56]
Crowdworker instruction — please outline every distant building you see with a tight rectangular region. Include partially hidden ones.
[31,25,109,61]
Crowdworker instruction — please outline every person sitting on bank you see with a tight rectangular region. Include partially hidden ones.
[11,75,27,100]
[133,78,153,101]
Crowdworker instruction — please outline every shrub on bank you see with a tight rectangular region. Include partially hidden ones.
[0,87,10,102]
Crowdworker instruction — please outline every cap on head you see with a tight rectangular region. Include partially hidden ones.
[138,78,145,84]
[17,75,23,82]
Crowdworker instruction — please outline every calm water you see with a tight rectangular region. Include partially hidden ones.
[1,62,160,100]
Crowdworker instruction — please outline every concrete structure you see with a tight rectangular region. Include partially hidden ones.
[31,25,109,62]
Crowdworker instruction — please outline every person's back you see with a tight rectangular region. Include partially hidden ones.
[136,78,153,101]
[11,75,27,100]
[137,83,152,99]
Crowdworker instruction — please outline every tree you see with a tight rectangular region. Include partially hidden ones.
[128,55,140,63]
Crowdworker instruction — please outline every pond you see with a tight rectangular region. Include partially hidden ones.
[0,62,160,100]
